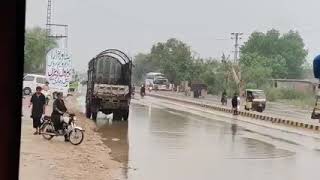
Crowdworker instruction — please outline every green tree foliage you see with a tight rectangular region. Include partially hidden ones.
[240,29,307,79]
[24,27,57,74]
[132,29,308,95]
[149,38,194,84]
[193,59,226,94]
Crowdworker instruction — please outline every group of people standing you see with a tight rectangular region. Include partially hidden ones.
[28,82,69,141]
[221,91,240,115]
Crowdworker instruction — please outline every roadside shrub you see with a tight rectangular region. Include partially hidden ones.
[266,88,313,101]
[245,82,257,89]
[266,88,283,101]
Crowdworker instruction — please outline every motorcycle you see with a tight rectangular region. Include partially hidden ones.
[40,113,85,145]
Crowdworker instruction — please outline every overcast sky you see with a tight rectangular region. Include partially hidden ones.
[26,0,319,72]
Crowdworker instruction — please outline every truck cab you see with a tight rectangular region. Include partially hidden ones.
[85,49,132,121]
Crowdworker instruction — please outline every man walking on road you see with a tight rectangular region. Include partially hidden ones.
[29,86,46,135]
[232,93,239,115]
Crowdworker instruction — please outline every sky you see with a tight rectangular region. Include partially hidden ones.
[26,0,319,72]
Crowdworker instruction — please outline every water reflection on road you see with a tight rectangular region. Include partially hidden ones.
[92,99,320,180]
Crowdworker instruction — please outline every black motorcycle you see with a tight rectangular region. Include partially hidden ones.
[40,113,85,145]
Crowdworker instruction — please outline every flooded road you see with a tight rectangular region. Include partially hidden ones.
[78,92,320,180]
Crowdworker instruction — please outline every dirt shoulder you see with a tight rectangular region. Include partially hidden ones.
[19,95,124,180]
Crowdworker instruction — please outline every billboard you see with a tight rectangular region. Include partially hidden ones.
[46,48,73,95]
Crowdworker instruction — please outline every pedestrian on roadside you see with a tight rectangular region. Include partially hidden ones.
[42,81,50,105]
[42,81,49,91]
[231,93,238,115]
[29,86,46,135]
[221,90,227,105]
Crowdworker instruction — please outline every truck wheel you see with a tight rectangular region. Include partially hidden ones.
[85,107,91,119]
[122,110,129,121]
[113,111,122,121]
[92,112,98,121]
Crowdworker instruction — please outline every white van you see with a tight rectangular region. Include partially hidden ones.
[23,74,47,95]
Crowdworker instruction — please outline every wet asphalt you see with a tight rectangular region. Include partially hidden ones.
[77,89,320,180]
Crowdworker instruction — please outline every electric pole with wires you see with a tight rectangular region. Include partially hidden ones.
[230,32,244,96]
[231,32,243,62]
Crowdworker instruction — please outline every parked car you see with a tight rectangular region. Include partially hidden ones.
[23,74,47,95]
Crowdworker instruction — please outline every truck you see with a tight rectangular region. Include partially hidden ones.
[145,72,164,87]
[144,72,172,91]
[85,49,132,121]
[153,76,171,91]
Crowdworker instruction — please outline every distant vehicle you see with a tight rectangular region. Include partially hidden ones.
[190,82,207,98]
[244,89,266,112]
[145,72,164,88]
[23,74,47,95]
[68,81,79,92]
[153,76,170,91]
[145,72,171,91]
[22,74,67,98]
[85,49,132,121]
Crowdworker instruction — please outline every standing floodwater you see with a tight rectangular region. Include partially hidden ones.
[89,96,320,180]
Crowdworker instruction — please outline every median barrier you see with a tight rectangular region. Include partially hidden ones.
[148,93,320,132]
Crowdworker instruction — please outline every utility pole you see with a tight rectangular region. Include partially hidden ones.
[46,0,68,49]
[230,32,243,96]
[46,0,52,35]
[231,32,243,62]
[46,23,68,49]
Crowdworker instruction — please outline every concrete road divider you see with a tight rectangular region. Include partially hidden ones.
[148,93,320,132]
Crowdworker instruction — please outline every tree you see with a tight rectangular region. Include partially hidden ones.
[240,29,307,78]
[24,27,57,74]
[240,53,272,88]
[132,53,158,84]
[198,60,225,94]
[278,30,308,78]
[149,38,193,84]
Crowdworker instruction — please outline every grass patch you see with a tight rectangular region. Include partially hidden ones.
[265,88,315,108]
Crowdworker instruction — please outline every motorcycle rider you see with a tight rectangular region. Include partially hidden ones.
[132,85,135,98]
[51,92,69,141]
[140,84,146,98]
[221,90,227,105]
